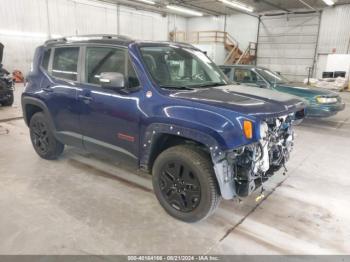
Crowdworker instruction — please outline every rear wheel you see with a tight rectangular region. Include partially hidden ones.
[152,145,221,222]
[29,112,64,160]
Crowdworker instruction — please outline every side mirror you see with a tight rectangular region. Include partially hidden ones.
[99,72,125,91]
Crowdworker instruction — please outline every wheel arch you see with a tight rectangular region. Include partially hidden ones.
[140,123,225,171]
[140,123,237,200]
[21,96,55,131]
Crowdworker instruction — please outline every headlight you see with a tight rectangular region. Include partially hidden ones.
[316,96,338,104]
[243,120,253,139]
[259,121,268,140]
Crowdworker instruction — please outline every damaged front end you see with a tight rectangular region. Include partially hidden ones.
[214,112,303,199]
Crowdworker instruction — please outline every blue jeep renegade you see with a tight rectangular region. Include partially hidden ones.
[22,35,305,222]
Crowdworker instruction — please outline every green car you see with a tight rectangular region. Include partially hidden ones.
[220,65,345,118]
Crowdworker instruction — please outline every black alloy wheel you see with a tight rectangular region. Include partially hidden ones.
[31,119,50,155]
[152,145,221,222]
[159,160,201,212]
[29,112,64,160]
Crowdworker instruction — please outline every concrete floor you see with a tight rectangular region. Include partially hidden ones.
[0,85,350,254]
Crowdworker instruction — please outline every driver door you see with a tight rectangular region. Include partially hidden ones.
[78,46,142,159]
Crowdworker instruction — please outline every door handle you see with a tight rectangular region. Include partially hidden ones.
[78,95,93,103]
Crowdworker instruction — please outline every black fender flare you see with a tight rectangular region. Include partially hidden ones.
[140,123,236,199]
[21,96,56,132]
[140,123,226,168]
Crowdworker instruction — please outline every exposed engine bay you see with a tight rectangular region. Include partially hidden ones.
[214,112,303,199]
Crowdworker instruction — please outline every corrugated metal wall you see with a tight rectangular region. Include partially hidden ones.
[257,13,321,82]
[315,5,350,78]
[0,0,174,75]
[318,5,350,54]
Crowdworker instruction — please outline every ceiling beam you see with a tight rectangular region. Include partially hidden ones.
[297,0,317,11]
[256,0,291,12]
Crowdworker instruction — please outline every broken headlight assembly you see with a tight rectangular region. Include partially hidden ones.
[228,114,296,197]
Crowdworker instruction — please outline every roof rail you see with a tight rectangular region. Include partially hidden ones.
[44,34,133,45]
[44,37,67,46]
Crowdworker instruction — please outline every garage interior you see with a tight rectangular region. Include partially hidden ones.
[1,0,350,256]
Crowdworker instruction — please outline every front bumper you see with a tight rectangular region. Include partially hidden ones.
[0,89,14,102]
[306,102,346,118]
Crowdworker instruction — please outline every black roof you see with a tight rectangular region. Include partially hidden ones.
[44,34,134,47]
[44,34,198,50]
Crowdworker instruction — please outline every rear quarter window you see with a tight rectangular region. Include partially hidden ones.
[41,49,51,71]
[52,47,79,81]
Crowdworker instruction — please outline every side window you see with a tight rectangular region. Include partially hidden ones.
[234,69,258,83]
[42,49,51,71]
[221,67,233,79]
[86,47,126,85]
[127,58,140,88]
[52,47,79,81]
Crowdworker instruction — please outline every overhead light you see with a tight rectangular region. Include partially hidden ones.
[322,0,335,6]
[166,5,203,16]
[219,0,254,13]
[135,0,156,5]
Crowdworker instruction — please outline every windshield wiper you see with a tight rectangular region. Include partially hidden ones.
[192,82,227,88]
[159,85,194,90]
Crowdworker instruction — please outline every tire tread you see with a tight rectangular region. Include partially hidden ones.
[152,144,221,222]
[29,112,64,160]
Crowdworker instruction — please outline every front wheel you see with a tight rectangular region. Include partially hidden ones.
[152,145,221,222]
[29,112,64,160]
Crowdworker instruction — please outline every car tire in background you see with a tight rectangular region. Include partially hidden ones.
[29,112,64,160]
[152,145,221,222]
[1,92,14,106]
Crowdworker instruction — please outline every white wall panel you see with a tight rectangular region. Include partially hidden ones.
[118,6,168,41]
[47,0,77,36]
[168,14,187,34]
[193,43,226,64]
[318,5,350,54]
[257,13,320,82]
[315,5,350,77]
[187,14,258,52]
[0,0,173,75]
[187,16,225,32]
[74,2,117,35]
[225,14,258,50]
[0,0,49,74]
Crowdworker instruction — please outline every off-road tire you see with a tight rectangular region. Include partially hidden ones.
[152,145,221,222]
[29,112,64,160]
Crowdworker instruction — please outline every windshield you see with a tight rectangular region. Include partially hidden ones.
[255,68,290,85]
[140,46,229,89]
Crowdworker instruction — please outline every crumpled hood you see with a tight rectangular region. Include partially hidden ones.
[170,84,306,119]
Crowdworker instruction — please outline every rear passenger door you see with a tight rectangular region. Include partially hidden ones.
[78,46,141,160]
[41,46,83,148]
